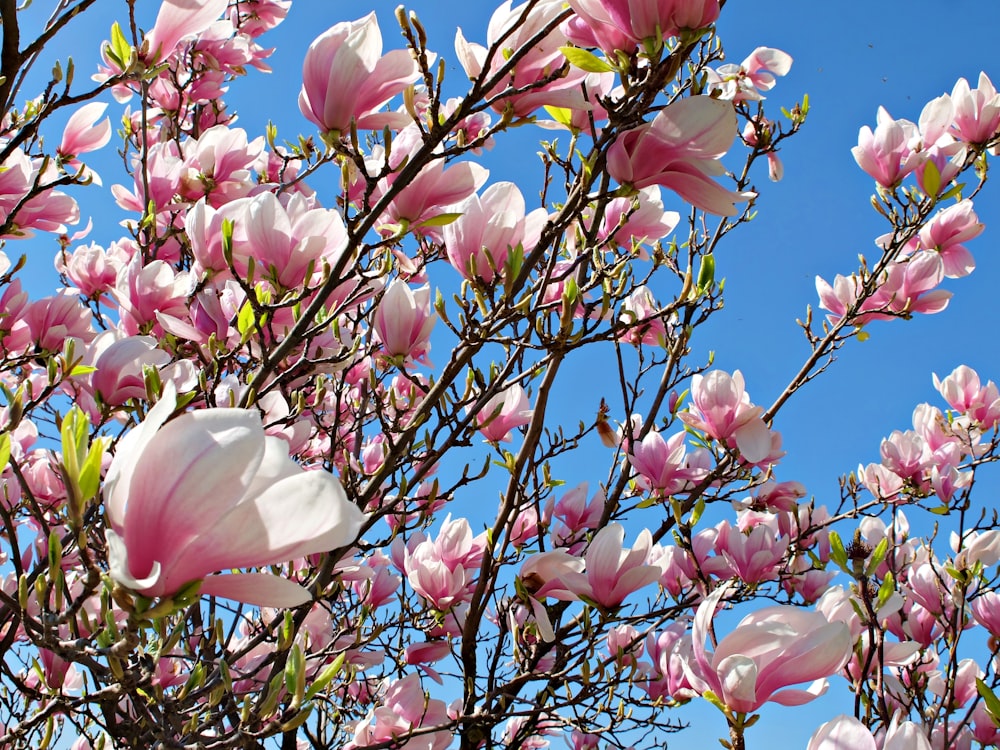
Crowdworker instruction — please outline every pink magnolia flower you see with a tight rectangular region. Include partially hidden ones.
[595,186,679,254]
[808,713,932,750]
[618,285,671,347]
[918,200,982,279]
[607,96,749,216]
[404,516,485,611]
[57,241,127,299]
[179,126,264,206]
[972,702,1000,746]
[807,715,876,750]
[299,12,419,135]
[23,293,96,352]
[679,370,774,464]
[455,0,588,118]
[366,125,488,236]
[441,181,546,282]
[471,384,533,442]
[933,364,1000,428]
[565,523,663,608]
[114,258,192,337]
[105,385,366,607]
[950,72,1000,145]
[714,519,788,585]
[852,107,921,188]
[349,674,451,750]
[628,429,694,493]
[372,280,436,365]
[229,0,291,38]
[227,192,349,289]
[564,0,719,54]
[58,102,112,183]
[686,585,852,714]
[708,47,793,102]
[143,0,229,63]
[90,334,170,406]
[552,483,604,544]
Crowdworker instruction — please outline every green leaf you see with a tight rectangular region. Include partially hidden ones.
[875,571,895,610]
[68,364,97,377]
[689,496,706,526]
[416,212,463,229]
[236,300,256,339]
[696,253,715,294]
[864,537,889,577]
[921,159,941,198]
[106,22,132,69]
[939,182,965,202]
[304,653,346,702]
[978,678,1000,726]
[78,439,105,502]
[0,433,10,470]
[829,530,848,570]
[543,106,575,128]
[558,46,615,73]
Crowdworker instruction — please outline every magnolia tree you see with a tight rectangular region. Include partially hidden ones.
[0,0,999,748]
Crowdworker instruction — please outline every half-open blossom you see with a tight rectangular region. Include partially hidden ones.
[950,72,1000,145]
[471,384,533,442]
[105,385,366,607]
[372,280,436,365]
[607,96,748,216]
[679,370,774,463]
[299,12,419,135]
[441,182,546,282]
[852,107,921,188]
[686,585,851,714]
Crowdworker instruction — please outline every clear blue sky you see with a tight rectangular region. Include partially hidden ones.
[16,1,1000,747]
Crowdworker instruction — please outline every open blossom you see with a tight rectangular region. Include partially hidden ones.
[367,124,488,235]
[349,674,451,750]
[143,0,229,63]
[686,586,852,714]
[564,0,719,54]
[708,47,793,102]
[807,714,931,750]
[299,12,419,135]
[566,523,663,608]
[628,429,696,493]
[455,0,587,118]
[917,199,982,278]
[105,385,366,607]
[607,96,749,216]
[595,186,679,254]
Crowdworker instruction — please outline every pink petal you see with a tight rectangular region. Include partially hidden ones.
[199,573,313,607]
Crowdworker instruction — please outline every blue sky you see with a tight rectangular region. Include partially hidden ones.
[13,0,1000,747]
